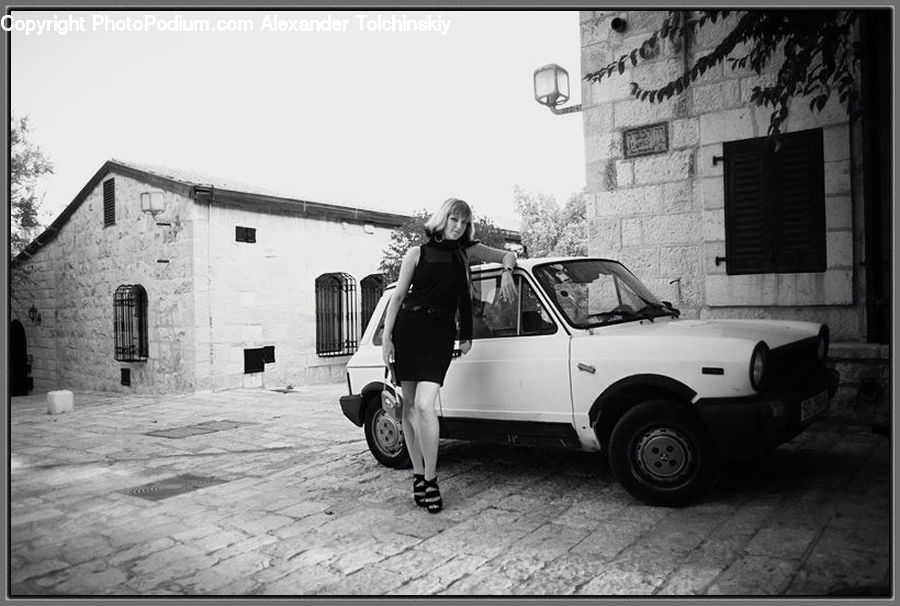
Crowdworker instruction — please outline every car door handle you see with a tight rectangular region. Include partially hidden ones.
[577,363,596,374]
[452,349,462,358]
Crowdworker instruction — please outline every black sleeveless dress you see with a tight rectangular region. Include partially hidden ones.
[392,235,475,386]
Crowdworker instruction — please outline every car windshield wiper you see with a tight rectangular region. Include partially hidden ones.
[634,297,681,321]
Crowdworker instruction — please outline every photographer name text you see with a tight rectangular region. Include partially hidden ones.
[2,13,453,36]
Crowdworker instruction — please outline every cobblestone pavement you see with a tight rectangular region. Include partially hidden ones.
[8,384,892,597]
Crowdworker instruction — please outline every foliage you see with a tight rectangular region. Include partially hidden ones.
[379,208,510,283]
[584,10,861,137]
[514,186,587,258]
[11,115,54,258]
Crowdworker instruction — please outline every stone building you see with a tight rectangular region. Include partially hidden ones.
[9,160,419,394]
[579,10,891,421]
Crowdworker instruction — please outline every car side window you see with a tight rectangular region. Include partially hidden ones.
[471,275,556,340]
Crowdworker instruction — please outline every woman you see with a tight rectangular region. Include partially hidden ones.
[382,198,517,513]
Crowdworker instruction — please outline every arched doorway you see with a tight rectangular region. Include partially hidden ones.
[9,320,29,396]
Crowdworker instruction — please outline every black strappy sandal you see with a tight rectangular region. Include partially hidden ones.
[422,477,443,514]
[413,473,426,507]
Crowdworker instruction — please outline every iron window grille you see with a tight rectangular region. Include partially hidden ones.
[315,273,358,357]
[722,128,826,275]
[360,274,385,329]
[114,284,149,362]
[103,179,116,226]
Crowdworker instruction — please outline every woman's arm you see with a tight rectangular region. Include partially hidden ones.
[382,246,420,366]
[465,243,518,300]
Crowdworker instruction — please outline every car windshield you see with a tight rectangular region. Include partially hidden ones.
[532,259,676,328]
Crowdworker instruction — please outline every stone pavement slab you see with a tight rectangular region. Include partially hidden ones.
[8,384,892,597]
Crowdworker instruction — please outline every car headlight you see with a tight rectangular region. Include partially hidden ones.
[817,325,830,361]
[749,342,770,391]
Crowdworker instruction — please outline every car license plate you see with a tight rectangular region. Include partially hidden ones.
[800,390,828,423]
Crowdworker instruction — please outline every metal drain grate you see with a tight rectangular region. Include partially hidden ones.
[144,420,255,439]
[119,473,229,501]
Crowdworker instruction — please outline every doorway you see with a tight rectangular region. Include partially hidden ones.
[10,320,30,396]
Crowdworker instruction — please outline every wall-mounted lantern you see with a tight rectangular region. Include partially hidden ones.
[27,305,41,325]
[533,63,582,115]
[140,191,170,226]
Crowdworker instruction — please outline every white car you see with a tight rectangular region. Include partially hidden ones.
[340,257,838,506]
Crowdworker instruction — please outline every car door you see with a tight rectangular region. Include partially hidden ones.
[440,271,572,429]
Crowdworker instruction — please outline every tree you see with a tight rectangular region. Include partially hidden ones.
[584,10,861,137]
[11,115,54,257]
[514,186,587,258]
[379,209,510,283]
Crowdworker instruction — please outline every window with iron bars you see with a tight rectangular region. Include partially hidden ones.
[315,273,358,357]
[114,284,149,362]
[360,274,385,330]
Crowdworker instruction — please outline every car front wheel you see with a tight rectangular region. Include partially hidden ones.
[363,398,411,469]
[608,400,719,506]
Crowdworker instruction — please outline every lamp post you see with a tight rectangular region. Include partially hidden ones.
[533,63,582,115]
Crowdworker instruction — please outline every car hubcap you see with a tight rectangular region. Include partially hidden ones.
[374,410,404,455]
[634,427,692,483]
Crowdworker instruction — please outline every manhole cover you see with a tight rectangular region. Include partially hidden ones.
[119,473,229,501]
[145,420,255,439]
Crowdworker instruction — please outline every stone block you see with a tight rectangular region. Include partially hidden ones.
[618,247,659,276]
[621,218,642,246]
[662,181,698,214]
[595,185,661,216]
[692,12,742,50]
[700,108,755,145]
[706,274,777,307]
[703,209,725,241]
[703,241,727,274]
[698,144,724,178]
[615,161,634,187]
[692,80,740,114]
[643,213,702,246]
[614,97,678,129]
[633,150,694,185]
[824,160,851,196]
[590,217,622,248]
[826,230,853,269]
[47,390,74,415]
[785,94,850,130]
[701,177,725,210]
[586,160,614,191]
[659,246,702,277]
[823,124,850,162]
[740,72,777,104]
[825,196,852,230]
[587,69,634,105]
[585,133,622,164]
[823,270,853,305]
[671,118,700,148]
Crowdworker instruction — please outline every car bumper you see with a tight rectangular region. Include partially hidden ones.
[694,367,839,458]
[340,394,364,427]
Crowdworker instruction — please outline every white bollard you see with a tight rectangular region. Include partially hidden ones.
[47,390,74,415]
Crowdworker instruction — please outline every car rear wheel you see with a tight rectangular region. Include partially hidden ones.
[608,400,719,506]
[364,398,411,469]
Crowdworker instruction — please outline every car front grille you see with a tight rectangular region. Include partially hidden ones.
[766,337,824,391]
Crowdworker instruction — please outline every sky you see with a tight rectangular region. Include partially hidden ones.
[10,9,586,230]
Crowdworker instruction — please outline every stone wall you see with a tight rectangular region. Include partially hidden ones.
[580,10,864,338]
[10,170,198,393]
[580,11,886,422]
[194,201,395,392]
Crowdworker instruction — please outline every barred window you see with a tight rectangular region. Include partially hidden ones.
[360,274,385,329]
[315,273,358,357]
[114,284,148,362]
[103,179,116,226]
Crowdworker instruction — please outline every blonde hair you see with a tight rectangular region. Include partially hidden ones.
[424,198,475,242]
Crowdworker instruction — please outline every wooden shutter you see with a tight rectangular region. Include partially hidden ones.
[103,179,116,226]
[723,129,825,275]
[774,129,826,272]
[723,138,773,274]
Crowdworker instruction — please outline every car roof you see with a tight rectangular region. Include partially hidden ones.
[383,256,621,290]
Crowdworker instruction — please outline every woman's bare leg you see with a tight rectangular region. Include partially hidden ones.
[413,381,442,480]
[400,381,424,474]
